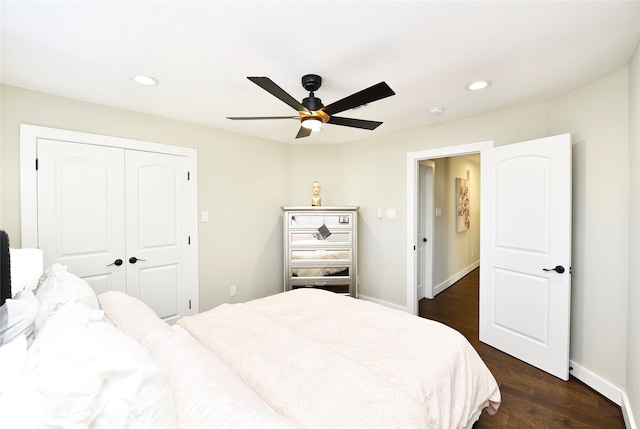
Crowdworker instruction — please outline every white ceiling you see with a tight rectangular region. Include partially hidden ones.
[2,1,639,144]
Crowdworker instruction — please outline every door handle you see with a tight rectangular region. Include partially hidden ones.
[543,265,565,274]
[129,256,146,264]
[423,237,428,243]
[107,258,123,267]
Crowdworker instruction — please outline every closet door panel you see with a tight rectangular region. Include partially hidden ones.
[36,139,126,294]
[125,150,190,323]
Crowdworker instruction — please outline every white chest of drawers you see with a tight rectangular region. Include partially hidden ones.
[281,206,358,297]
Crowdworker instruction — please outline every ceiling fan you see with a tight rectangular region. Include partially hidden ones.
[227,74,395,139]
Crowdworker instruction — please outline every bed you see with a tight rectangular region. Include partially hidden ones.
[0,242,500,428]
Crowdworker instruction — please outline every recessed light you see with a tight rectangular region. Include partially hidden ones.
[465,80,491,91]
[428,106,444,115]
[132,75,159,86]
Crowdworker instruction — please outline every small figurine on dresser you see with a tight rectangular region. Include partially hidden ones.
[311,181,321,206]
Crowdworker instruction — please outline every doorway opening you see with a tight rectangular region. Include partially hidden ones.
[405,140,493,315]
[417,155,480,302]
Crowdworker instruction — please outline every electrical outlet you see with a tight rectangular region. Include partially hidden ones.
[230,285,237,297]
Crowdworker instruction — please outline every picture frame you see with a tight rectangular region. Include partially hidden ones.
[456,177,470,232]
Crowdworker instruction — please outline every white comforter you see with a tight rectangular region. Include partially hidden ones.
[177,288,500,429]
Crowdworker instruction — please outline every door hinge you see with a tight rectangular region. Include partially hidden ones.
[188,236,191,245]
[188,300,192,310]
[187,171,190,181]
[35,158,39,170]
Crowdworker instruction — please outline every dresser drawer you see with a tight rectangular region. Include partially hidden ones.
[290,248,352,264]
[289,230,352,246]
[288,265,351,281]
[291,283,351,295]
[288,212,354,229]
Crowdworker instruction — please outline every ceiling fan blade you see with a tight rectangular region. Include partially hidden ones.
[227,116,296,120]
[247,77,308,112]
[295,126,312,139]
[327,116,383,130]
[322,82,395,116]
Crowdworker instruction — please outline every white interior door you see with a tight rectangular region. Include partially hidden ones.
[417,165,426,300]
[37,139,127,294]
[480,133,572,380]
[417,161,435,300]
[125,150,190,323]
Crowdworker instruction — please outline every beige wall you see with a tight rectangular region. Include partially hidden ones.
[1,56,637,416]
[432,155,480,288]
[337,103,552,305]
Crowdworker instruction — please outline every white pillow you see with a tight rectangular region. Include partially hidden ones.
[140,329,297,429]
[35,263,99,333]
[98,291,171,342]
[0,289,39,346]
[24,302,177,429]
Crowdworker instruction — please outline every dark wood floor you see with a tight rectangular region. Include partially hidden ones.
[418,268,625,429]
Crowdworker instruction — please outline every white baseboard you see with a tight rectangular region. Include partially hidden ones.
[357,294,407,312]
[569,360,622,405]
[433,261,480,296]
[622,391,638,429]
[570,362,637,429]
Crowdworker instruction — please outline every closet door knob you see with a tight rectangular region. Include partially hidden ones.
[129,256,146,264]
[107,259,123,267]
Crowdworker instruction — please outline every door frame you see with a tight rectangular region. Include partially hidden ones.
[19,124,200,311]
[406,140,493,315]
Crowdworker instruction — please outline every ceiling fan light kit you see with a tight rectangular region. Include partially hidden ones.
[227,74,396,139]
[301,117,323,130]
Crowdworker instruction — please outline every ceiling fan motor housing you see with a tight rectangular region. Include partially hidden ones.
[301,74,322,92]
[301,74,324,111]
[302,95,324,111]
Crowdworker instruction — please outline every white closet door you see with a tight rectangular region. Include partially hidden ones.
[37,139,127,294]
[36,139,192,322]
[124,150,190,323]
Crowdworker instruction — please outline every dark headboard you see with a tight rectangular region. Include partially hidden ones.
[0,230,10,306]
